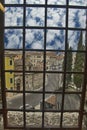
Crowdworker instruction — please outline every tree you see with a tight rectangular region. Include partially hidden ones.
[62,43,73,86]
[73,31,85,89]
[66,45,73,86]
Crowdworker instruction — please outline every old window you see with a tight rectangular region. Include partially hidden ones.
[0,0,87,130]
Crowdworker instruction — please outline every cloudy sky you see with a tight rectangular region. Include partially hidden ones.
[4,0,86,50]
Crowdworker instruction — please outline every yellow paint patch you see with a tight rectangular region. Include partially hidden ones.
[0,3,5,12]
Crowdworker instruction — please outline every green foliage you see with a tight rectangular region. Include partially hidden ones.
[66,45,72,86]
[62,43,73,86]
[73,31,85,89]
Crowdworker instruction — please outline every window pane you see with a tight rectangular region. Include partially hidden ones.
[6,93,23,110]
[5,0,24,4]
[68,31,86,51]
[66,52,85,72]
[68,9,86,28]
[43,94,62,110]
[63,112,79,127]
[5,7,23,27]
[26,7,45,27]
[65,74,84,91]
[25,93,42,110]
[25,73,43,91]
[5,72,23,91]
[25,29,44,49]
[47,0,66,5]
[46,51,64,71]
[45,73,63,92]
[64,94,81,110]
[26,112,42,127]
[46,30,65,50]
[69,0,86,6]
[47,8,66,27]
[7,111,23,127]
[4,29,23,49]
[44,112,61,127]
[26,0,45,4]
[25,51,43,71]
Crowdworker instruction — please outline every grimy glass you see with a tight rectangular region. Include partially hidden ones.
[0,0,87,130]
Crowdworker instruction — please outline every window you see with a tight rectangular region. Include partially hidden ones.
[9,60,12,65]
[10,78,13,84]
[0,0,87,130]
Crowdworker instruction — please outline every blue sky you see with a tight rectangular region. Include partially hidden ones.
[4,0,86,50]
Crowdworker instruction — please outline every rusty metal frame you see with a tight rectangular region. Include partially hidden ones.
[0,0,87,129]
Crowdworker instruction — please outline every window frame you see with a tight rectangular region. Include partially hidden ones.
[0,0,87,130]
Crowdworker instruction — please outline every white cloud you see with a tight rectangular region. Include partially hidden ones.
[69,0,86,6]
[4,0,86,50]
[5,0,23,4]
[47,8,66,27]
[5,29,23,49]
[68,9,86,28]
[48,0,66,5]
[26,7,45,26]
[5,7,23,26]
[31,41,44,49]
[26,0,45,4]
[25,29,44,49]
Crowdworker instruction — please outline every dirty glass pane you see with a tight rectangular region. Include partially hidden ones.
[25,73,43,91]
[5,7,23,27]
[26,112,42,127]
[46,30,65,50]
[47,0,66,5]
[46,51,64,71]
[68,31,86,51]
[47,8,66,27]
[66,52,85,73]
[5,72,23,91]
[64,94,81,110]
[44,112,61,127]
[26,0,45,4]
[43,94,62,111]
[7,111,23,127]
[68,9,86,29]
[63,112,79,127]
[6,93,23,110]
[69,0,86,6]
[65,74,84,92]
[25,29,44,49]
[25,51,44,71]
[25,93,42,110]
[4,51,23,71]
[45,73,63,92]
[26,7,45,27]
[5,0,24,4]
[4,29,23,49]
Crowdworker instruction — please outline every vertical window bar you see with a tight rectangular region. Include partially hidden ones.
[23,0,26,128]
[42,0,47,127]
[60,0,69,127]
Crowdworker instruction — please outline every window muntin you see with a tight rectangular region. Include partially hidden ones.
[0,0,87,130]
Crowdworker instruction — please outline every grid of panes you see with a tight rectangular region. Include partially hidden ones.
[0,0,87,129]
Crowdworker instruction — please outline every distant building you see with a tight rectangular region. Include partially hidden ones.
[5,55,14,90]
